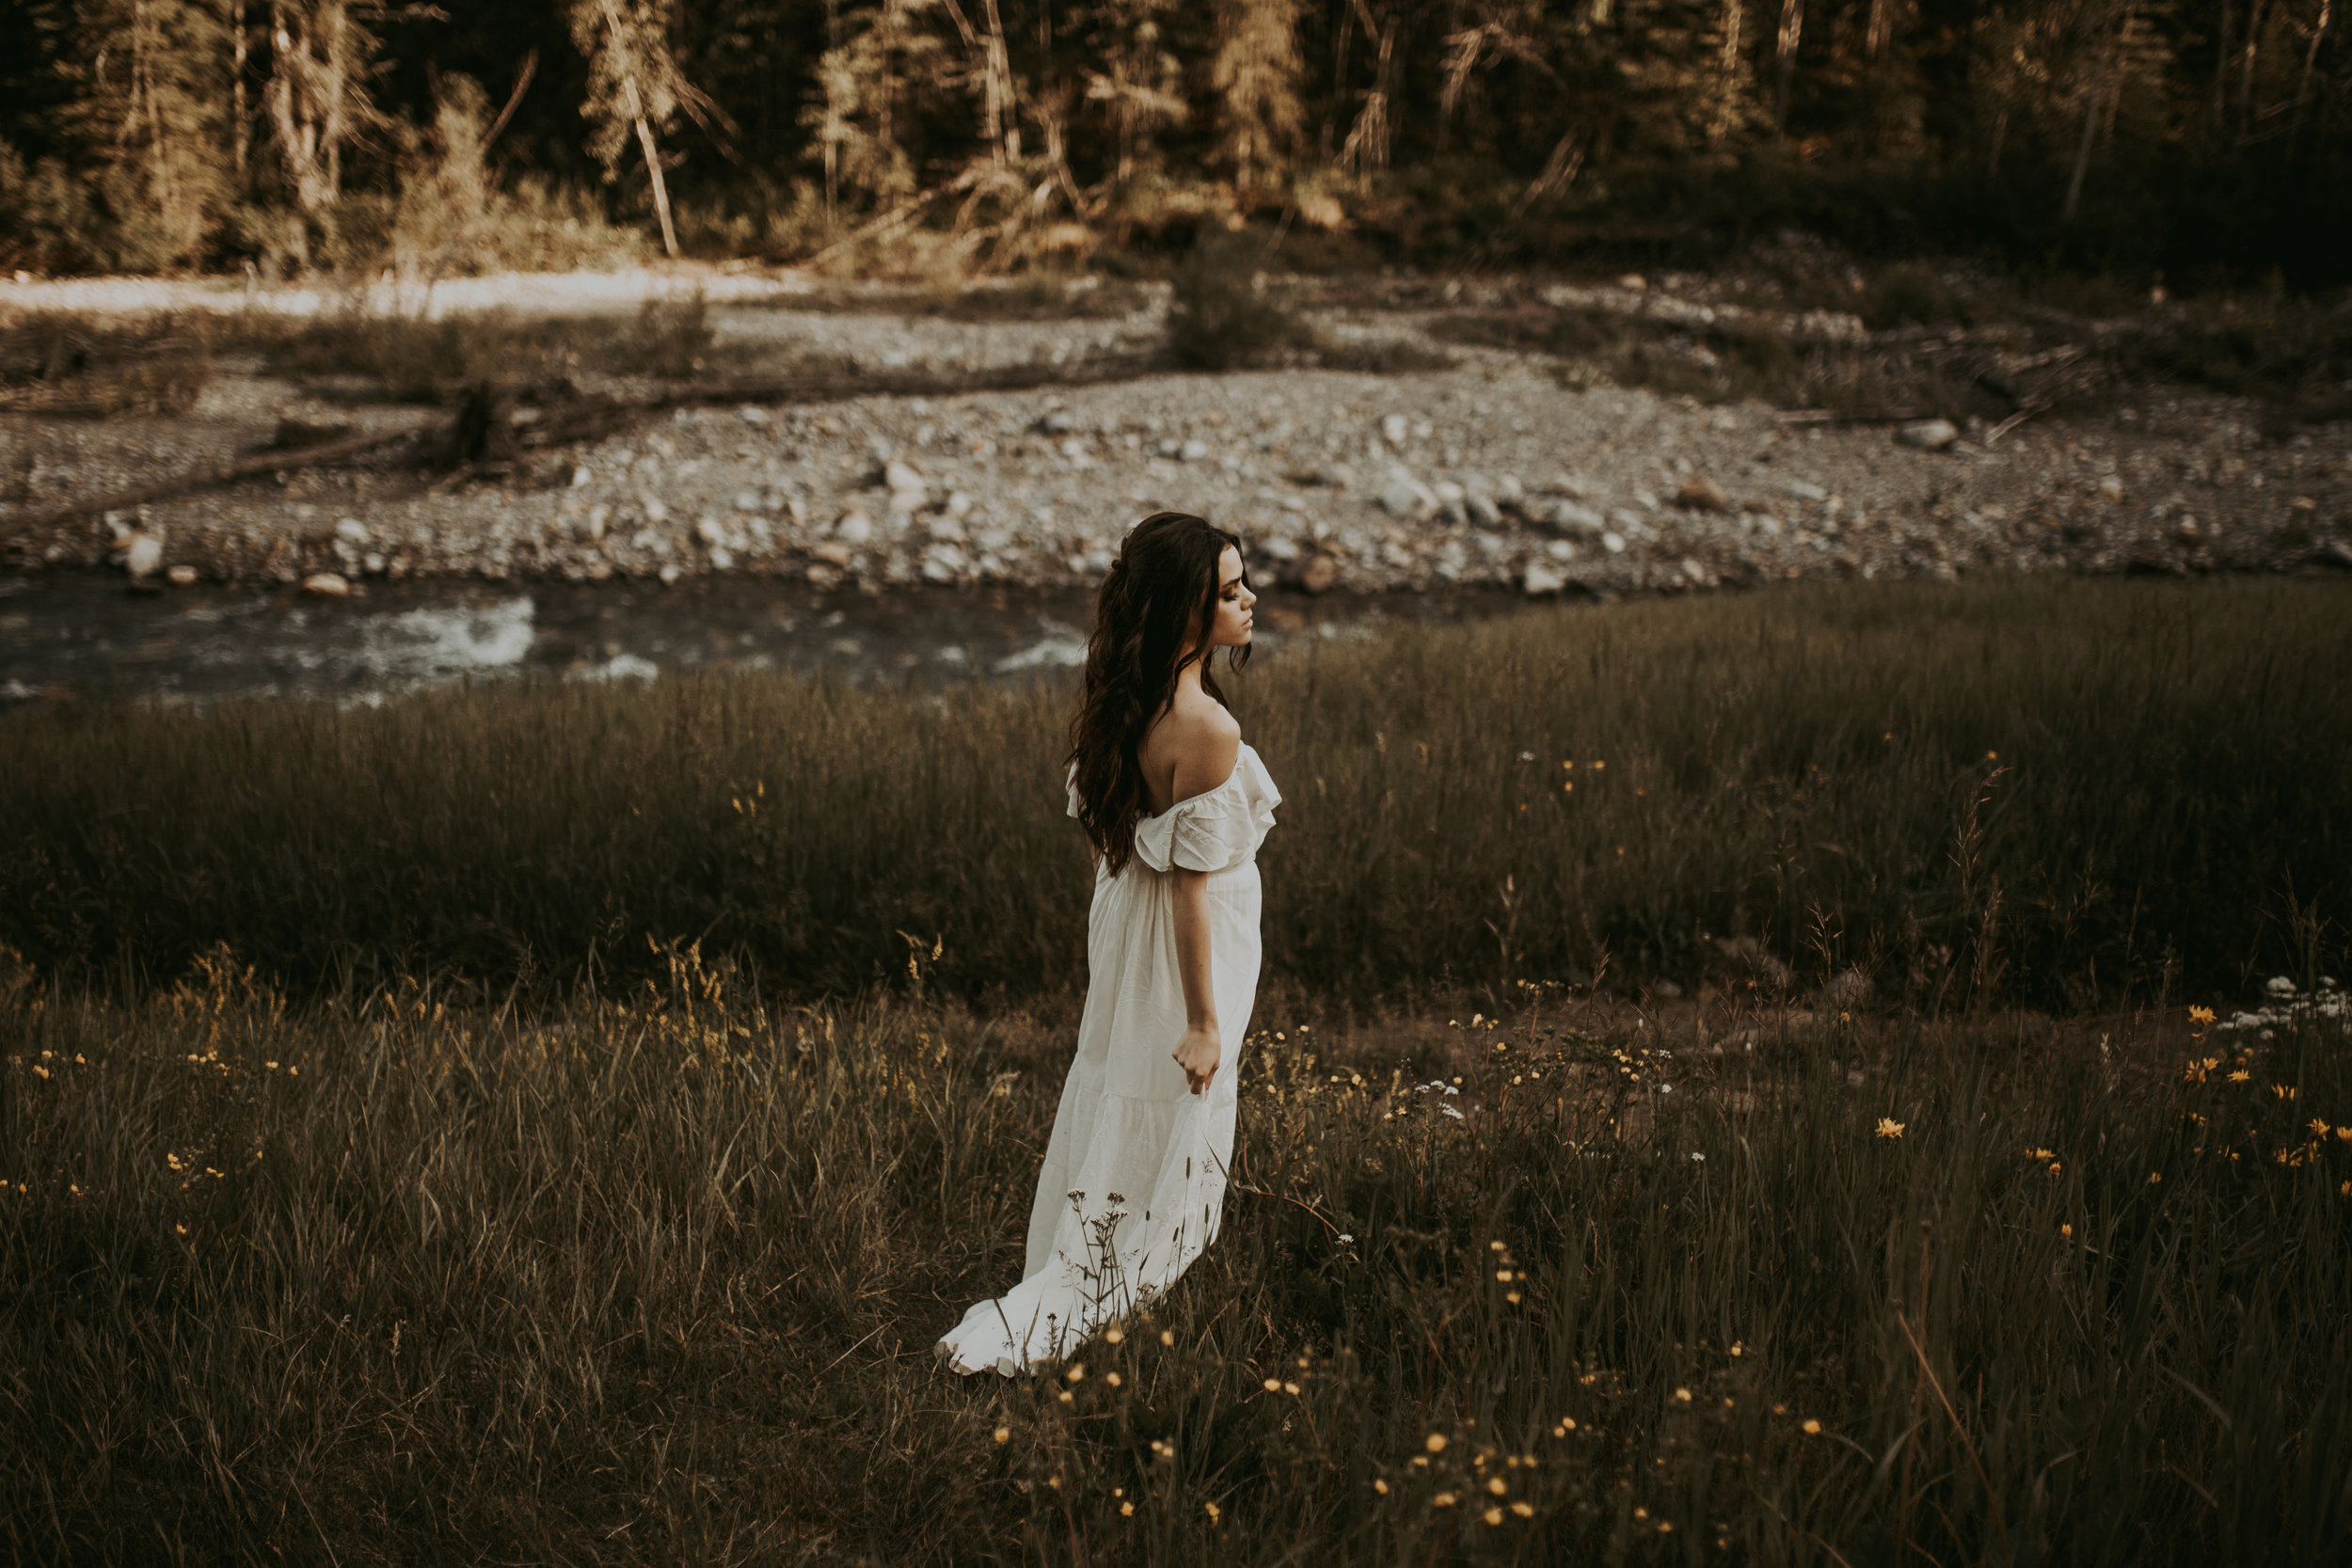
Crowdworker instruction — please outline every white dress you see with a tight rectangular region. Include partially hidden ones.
[938,742,1281,1377]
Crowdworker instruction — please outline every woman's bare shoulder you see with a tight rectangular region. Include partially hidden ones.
[1158,694,1241,800]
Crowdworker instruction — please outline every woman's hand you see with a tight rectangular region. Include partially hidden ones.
[1172,1024,1221,1095]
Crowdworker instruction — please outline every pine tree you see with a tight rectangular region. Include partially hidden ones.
[56,0,238,270]
[802,0,954,214]
[262,2,385,263]
[1210,0,1304,199]
[568,0,698,256]
[1083,0,1188,184]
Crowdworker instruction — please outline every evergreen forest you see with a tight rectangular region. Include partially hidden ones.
[1,1,2345,287]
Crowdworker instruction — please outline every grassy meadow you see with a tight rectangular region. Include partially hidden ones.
[4,575,2351,1562]
[3,577,2348,1007]
[3,948,2347,1562]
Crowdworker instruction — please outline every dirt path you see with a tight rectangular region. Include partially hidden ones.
[5,266,2348,596]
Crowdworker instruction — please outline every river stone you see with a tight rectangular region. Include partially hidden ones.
[1897,419,1959,451]
[302,571,351,597]
[1674,476,1729,513]
[1465,491,1502,529]
[167,563,199,586]
[1600,531,1627,555]
[834,509,876,546]
[1377,476,1436,520]
[1521,560,1568,595]
[334,518,370,546]
[1779,477,1829,502]
[1380,414,1408,445]
[1546,500,1605,535]
[122,533,163,578]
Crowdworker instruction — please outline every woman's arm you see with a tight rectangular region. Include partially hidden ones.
[1170,870,1218,1093]
[1165,719,1239,1094]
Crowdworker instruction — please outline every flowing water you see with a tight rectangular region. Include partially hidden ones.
[0,573,1531,706]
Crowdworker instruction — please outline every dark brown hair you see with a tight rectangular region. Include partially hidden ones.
[1066,512,1249,876]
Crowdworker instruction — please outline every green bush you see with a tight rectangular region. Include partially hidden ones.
[1167,228,1319,370]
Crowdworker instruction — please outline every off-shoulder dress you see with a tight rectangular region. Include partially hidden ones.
[937,743,1281,1377]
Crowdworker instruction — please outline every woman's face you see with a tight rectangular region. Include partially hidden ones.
[1201,545,1255,653]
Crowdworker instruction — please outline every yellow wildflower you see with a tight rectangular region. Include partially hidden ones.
[2188,1006,2216,1025]
[1876,1117,1906,1138]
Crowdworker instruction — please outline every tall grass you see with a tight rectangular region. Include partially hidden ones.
[5,578,2345,1008]
[3,946,2345,1561]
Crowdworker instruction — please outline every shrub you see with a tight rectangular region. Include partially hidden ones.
[1167,227,1318,369]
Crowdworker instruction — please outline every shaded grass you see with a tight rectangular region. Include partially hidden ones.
[1431,266,2352,431]
[273,293,726,401]
[1430,304,2008,420]
[0,310,217,416]
[1,949,2344,1562]
[756,274,1158,322]
[4,578,2349,1008]
[0,294,733,415]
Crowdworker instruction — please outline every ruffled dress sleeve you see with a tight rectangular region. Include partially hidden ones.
[1131,747,1281,874]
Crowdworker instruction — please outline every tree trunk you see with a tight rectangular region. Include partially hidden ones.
[232,2,250,184]
[1866,0,1890,61]
[631,112,679,257]
[596,0,681,258]
[2213,0,2232,125]
[2240,0,2265,138]
[1774,0,1804,128]
[981,0,1018,162]
[2296,0,2332,140]
[2062,30,2118,222]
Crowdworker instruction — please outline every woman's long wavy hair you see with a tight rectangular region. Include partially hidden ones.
[1067,512,1249,876]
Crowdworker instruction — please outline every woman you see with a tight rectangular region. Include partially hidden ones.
[938,513,1279,1377]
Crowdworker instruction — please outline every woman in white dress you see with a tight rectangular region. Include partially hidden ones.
[938,512,1280,1378]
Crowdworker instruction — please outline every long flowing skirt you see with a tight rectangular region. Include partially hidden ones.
[937,858,1263,1376]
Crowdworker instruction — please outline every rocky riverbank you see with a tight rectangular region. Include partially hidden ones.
[5,269,2349,597]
